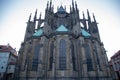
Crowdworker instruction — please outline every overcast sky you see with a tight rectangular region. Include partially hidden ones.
[0,0,120,60]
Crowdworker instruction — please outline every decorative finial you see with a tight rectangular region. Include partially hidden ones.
[82,11,87,30]
[93,13,96,22]
[50,0,52,6]
[28,13,32,22]
[82,12,85,19]
[75,1,78,10]
[87,9,91,22]
[34,9,37,22]
[39,12,41,19]
[49,0,52,11]
[72,0,74,7]
[87,9,89,16]
[47,1,49,10]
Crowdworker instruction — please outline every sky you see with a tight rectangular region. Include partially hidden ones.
[0,0,120,60]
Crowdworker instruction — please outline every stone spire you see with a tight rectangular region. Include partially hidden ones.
[49,0,52,11]
[46,1,49,10]
[93,13,96,23]
[75,1,78,11]
[87,9,91,22]
[37,12,42,29]
[34,9,37,22]
[83,12,87,30]
[72,0,75,11]
[28,13,32,22]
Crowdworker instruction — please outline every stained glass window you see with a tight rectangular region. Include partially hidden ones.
[84,44,93,71]
[49,42,54,70]
[71,43,76,70]
[32,44,40,71]
[59,39,66,70]
[93,44,101,70]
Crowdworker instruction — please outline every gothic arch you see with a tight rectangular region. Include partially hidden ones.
[84,44,93,71]
[71,42,76,70]
[59,39,66,70]
[49,41,54,70]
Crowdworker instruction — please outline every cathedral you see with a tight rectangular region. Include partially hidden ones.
[15,0,112,80]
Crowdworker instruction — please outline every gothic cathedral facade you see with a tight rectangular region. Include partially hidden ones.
[15,0,111,80]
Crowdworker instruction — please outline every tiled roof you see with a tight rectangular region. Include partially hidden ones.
[0,45,13,52]
[111,50,120,59]
[0,45,17,56]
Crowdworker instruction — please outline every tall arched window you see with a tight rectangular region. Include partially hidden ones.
[32,44,43,71]
[71,43,76,70]
[49,41,54,70]
[93,44,101,70]
[84,44,93,71]
[32,44,40,71]
[59,39,66,70]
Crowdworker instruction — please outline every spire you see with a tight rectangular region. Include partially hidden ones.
[72,0,74,7]
[50,0,52,4]
[87,9,91,22]
[49,0,52,10]
[34,9,37,22]
[46,1,49,10]
[83,12,85,19]
[28,13,32,22]
[75,1,78,10]
[49,0,53,12]
[37,12,42,29]
[58,5,66,13]
[93,13,96,22]
[39,12,41,19]
[72,0,75,11]
[82,12,87,30]
[87,9,92,33]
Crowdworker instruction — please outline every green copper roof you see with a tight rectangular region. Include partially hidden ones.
[81,29,91,37]
[58,5,66,12]
[33,29,43,36]
[56,25,68,32]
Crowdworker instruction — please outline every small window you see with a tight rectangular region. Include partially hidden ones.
[1,66,3,69]
[0,47,2,50]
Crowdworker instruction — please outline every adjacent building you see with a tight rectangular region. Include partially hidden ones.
[0,44,17,80]
[109,50,120,80]
[15,0,111,80]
